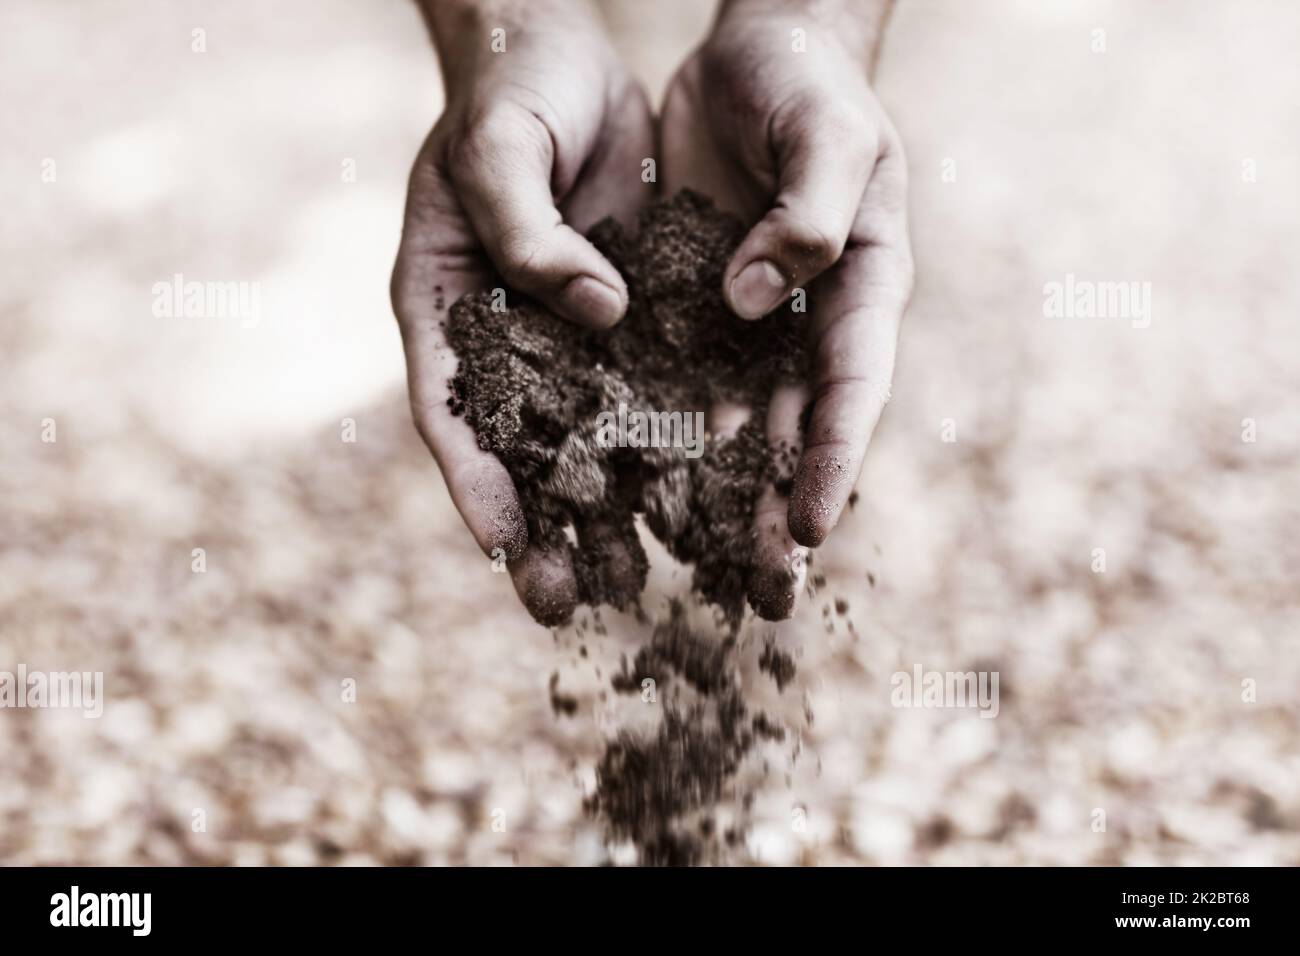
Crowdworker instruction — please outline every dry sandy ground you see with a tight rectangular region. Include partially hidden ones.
[2,0,1298,865]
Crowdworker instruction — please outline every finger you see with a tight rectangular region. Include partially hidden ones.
[394,284,530,563]
[573,515,648,612]
[723,107,877,319]
[509,541,579,627]
[391,141,528,561]
[747,383,810,621]
[787,149,912,548]
[560,82,656,233]
[450,102,628,329]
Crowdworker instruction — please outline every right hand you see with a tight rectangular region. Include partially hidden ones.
[660,2,913,620]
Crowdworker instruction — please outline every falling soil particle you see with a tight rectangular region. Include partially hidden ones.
[834,598,849,616]
[446,191,810,625]
[548,672,578,718]
[612,605,734,696]
[916,815,955,849]
[587,602,791,865]
[751,712,786,742]
[759,641,798,693]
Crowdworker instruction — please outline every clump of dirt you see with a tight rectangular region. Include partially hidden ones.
[586,603,795,864]
[548,672,577,718]
[446,191,809,625]
[759,641,797,692]
[611,613,733,696]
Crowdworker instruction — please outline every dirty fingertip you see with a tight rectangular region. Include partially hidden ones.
[495,498,529,561]
[510,546,578,627]
[788,455,853,547]
[454,462,529,561]
[747,565,799,622]
[788,496,830,548]
[746,514,806,622]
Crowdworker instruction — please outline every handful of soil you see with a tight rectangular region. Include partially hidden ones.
[446,191,809,625]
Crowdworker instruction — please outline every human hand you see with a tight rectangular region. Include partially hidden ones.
[660,0,914,619]
[391,0,654,625]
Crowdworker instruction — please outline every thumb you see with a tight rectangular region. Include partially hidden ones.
[723,115,877,320]
[449,103,627,329]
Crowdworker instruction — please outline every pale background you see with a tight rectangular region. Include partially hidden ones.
[2,0,1298,865]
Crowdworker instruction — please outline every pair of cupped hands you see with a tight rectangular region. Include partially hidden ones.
[390,0,913,626]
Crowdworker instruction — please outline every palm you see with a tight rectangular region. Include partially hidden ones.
[660,59,770,225]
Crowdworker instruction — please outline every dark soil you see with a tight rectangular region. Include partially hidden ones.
[446,191,814,865]
[587,603,793,865]
[445,190,809,625]
[548,672,578,718]
[759,641,797,693]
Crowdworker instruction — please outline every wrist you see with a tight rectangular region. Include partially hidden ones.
[421,0,609,91]
[712,0,893,74]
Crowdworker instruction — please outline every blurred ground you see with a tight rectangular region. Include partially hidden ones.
[2,0,1298,865]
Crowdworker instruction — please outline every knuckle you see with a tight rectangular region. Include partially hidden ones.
[389,262,412,320]
[390,257,436,329]
[496,225,548,282]
[405,385,447,464]
[408,398,437,451]
[451,102,549,180]
[451,108,519,177]
[780,211,845,271]
[452,107,511,167]
[824,104,876,157]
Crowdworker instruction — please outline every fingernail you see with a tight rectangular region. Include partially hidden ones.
[562,276,624,328]
[730,259,787,320]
